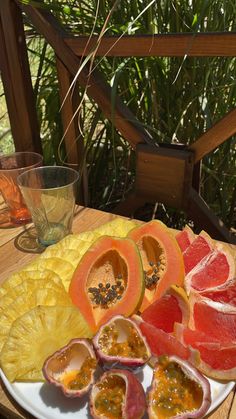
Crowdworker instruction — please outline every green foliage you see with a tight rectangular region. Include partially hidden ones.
[4,0,236,231]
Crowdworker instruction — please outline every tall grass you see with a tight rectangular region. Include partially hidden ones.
[6,0,236,230]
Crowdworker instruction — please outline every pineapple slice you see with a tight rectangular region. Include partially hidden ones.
[0,278,63,313]
[40,248,82,268]
[23,257,74,291]
[33,288,72,307]
[93,217,138,237]
[0,305,93,382]
[0,269,63,298]
[0,289,72,351]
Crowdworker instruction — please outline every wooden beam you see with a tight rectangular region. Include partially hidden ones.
[20,3,153,149]
[186,187,236,244]
[66,32,236,57]
[0,0,41,153]
[188,107,236,163]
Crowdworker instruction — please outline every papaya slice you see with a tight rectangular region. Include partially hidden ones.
[127,220,185,311]
[69,236,144,332]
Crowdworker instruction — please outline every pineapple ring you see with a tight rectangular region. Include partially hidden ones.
[23,257,75,291]
[0,305,93,382]
[0,288,72,351]
[0,269,63,298]
[41,248,82,269]
[0,278,63,313]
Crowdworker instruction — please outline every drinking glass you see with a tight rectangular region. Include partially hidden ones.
[0,152,43,225]
[17,166,79,246]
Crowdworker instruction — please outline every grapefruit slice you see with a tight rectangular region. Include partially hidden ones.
[175,323,236,380]
[183,231,213,274]
[141,285,190,333]
[135,317,199,363]
[188,292,236,342]
[185,244,235,294]
[200,278,236,306]
[175,225,195,252]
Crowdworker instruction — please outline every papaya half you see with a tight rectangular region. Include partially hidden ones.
[69,235,144,332]
[127,220,185,311]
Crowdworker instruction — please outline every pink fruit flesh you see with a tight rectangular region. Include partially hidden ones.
[176,226,194,252]
[183,233,212,274]
[148,355,211,419]
[90,369,146,419]
[43,338,97,398]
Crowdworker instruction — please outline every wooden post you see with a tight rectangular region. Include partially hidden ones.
[0,0,41,153]
[56,57,88,205]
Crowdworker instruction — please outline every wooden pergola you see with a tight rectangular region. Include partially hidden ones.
[0,0,235,243]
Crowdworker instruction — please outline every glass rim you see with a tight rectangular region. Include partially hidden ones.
[17,165,80,191]
[0,151,43,172]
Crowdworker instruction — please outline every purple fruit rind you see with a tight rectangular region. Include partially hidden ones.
[90,368,146,419]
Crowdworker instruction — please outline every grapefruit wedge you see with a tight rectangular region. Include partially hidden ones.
[200,277,236,306]
[188,292,236,342]
[134,316,199,363]
[183,231,213,274]
[175,225,195,252]
[141,285,190,333]
[175,323,236,380]
[185,244,235,294]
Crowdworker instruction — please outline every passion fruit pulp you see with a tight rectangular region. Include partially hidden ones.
[90,369,146,419]
[42,338,97,397]
[93,315,151,368]
[148,355,211,419]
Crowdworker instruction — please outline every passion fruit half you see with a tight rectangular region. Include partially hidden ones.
[148,355,211,418]
[42,338,97,397]
[90,369,146,419]
[93,315,151,368]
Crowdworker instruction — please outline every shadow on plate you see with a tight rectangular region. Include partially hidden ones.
[39,383,90,415]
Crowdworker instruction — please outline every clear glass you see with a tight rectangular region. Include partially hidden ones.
[17,166,79,246]
[0,152,43,224]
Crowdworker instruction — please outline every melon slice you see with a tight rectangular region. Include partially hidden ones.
[183,231,213,274]
[188,292,236,342]
[185,243,235,294]
[175,225,195,252]
[127,220,185,311]
[141,285,190,333]
[200,278,236,306]
[69,236,144,332]
[175,323,236,380]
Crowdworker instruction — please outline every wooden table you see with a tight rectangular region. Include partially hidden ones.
[0,206,235,418]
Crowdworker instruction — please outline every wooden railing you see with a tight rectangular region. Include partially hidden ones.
[0,0,235,243]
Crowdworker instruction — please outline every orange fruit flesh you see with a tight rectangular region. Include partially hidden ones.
[94,375,125,417]
[149,358,203,418]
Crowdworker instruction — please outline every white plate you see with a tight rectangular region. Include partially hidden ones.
[1,366,235,419]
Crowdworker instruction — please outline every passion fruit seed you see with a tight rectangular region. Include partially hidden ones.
[144,259,165,290]
[67,357,97,391]
[94,375,126,418]
[150,356,204,417]
[88,275,126,308]
[98,323,149,360]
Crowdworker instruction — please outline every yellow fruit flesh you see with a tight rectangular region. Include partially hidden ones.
[0,306,92,382]
[99,322,149,360]
[150,358,203,418]
[94,375,126,418]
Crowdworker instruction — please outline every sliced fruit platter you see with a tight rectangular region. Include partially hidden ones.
[0,217,235,418]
